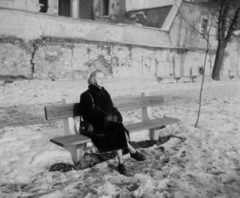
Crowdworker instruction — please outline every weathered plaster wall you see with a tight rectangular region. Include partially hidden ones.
[0,37,33,77]
[0,8,171,47]
[225,38,240,75]
[0,0,40,12]
[0,7,183,79]
[126,0,174,12]
[0,36,204,80]
[0,7,236,80]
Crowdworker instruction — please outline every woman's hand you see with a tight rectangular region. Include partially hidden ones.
[106,115,113,121]
[106,115,118,122]
[112,115,118,122]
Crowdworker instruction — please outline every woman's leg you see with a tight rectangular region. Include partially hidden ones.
[116,149,123,164]
[127,142,136,154]
[125,131,130,142]
[116,149,127,174]
[125,132,146,161]
[124,132,136,154]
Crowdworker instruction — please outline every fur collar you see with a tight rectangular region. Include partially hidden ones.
[88,84,105,96]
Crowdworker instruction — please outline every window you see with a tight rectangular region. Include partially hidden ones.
[102,0,109,16]
[200,17,208,38]
[39,0,48,13]
[59,0,71,17]
[79,0,94,20]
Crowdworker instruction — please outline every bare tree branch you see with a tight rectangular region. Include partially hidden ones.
[225,7,240,42]
[175,1,214,127]
[195,45,209,127]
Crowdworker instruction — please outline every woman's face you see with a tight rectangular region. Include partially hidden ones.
[95,72,104,87]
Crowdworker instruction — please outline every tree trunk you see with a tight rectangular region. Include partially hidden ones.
[212,43,227,80]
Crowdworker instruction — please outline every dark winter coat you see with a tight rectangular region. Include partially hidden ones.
[79,84,129,152]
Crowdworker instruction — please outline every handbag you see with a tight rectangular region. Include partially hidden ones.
[79,92,95,135]
[79,116,93,135]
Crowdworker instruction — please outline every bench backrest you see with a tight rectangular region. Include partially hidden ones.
[45,93,164,120]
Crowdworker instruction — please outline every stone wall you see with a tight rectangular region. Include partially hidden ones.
[0,36,206,80]
[0,7,237,80]
[1,36,232,80]
[0,37,33,77]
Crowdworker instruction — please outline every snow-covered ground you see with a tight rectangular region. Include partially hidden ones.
[0,76,240,198]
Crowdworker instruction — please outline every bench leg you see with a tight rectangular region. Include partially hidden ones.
[149,126,166,141]
[156,77,163,83]
[174,77,181,83]
[149,129,159,141]
[66,145,85,164]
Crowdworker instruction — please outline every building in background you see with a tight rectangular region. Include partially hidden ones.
[0,0,239,79]
[0,0,176,27]
[0,0,79,18]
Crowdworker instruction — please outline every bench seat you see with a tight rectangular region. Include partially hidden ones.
[50,117,180,147]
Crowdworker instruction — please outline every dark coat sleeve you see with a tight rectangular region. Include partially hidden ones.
[80,92,109,126]
[111,105,123,123]
[104,90,123,123]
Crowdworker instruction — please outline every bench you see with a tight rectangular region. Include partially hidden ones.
[189,75,197,82]
[156,76,197,83]
[228,69,240,79]
[156,76,182,83]
[44,93,180,164]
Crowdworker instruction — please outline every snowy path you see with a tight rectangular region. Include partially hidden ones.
[0,77,240,198]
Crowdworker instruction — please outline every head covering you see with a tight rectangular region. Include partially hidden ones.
[87,70,103,86]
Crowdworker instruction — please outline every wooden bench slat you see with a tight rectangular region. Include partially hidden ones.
[44,104,76,120]
[50,134,91,147]
[125,117,180,132]
[50,117,180,147]
[114,95,164,110]
[45,96,164,120]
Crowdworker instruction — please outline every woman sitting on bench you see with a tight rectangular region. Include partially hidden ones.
[79,70,146,174]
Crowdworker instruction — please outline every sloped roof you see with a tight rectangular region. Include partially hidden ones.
[161,0,182,31]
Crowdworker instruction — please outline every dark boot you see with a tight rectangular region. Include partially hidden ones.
[130,151,146,161]
[118,163,127,175]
